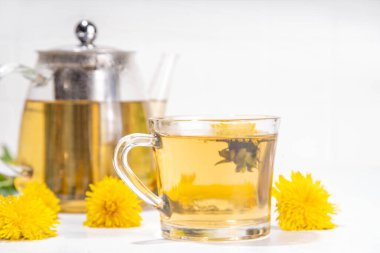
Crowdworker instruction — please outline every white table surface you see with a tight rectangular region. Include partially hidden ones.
[1,167,380,253]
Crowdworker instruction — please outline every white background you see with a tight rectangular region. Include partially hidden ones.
[1,0,380,173]
[0,0,380,190]
[0,0,380,251]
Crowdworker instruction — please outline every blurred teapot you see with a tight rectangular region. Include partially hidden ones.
[0,20,177,212]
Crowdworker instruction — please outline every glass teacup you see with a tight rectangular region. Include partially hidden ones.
[113,115,279,241]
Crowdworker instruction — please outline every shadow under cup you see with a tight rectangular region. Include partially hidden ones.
[114,115,280,241]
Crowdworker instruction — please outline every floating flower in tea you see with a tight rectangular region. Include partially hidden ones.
[212,122,257,137]
[215,139,259,172]
[212,123,260,172]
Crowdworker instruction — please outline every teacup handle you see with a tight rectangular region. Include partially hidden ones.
[113,134,165,212]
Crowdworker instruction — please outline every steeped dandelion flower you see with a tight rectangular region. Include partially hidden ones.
[84,176,142,228]
[22,181,60,214]
[212,122,257,137]
[0,195,59,240]
[273,171,336,230]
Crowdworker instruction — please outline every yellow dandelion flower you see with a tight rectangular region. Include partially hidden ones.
[84,176,142,228]
[0,195,6,229]
[22,181,60,214]
[0,195,59,240]
[273,171,336,230]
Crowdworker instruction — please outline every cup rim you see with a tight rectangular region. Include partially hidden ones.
[149,114,280,122]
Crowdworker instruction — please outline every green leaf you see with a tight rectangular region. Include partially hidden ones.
[0,178,17,196]
[0,145,18,196]
[0,145,14,163]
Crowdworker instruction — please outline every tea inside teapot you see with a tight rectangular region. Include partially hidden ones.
[0,20,177,213]
[17,99,152,212]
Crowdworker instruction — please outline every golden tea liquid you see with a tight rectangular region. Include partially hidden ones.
[17,100,153,212]
[153,134,277,229]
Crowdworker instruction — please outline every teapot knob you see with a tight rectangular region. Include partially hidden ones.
[75,20,97,47]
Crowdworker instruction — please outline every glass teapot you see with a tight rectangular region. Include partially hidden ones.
[0,20,177,213]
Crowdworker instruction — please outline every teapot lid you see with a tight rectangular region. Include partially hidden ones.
[37,20,130,69]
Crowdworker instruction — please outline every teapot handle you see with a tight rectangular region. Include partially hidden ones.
[0,63,47,85]
[0,160,32,178]
[0,64,45,179]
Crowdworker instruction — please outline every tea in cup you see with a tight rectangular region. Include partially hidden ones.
[113,115,279,241]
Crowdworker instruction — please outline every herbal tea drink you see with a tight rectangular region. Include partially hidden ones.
[17,99,153,213]
[114,116,279,241]
[155,134,276,229]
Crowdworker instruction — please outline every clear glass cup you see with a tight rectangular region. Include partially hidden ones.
[113,115,280,241]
